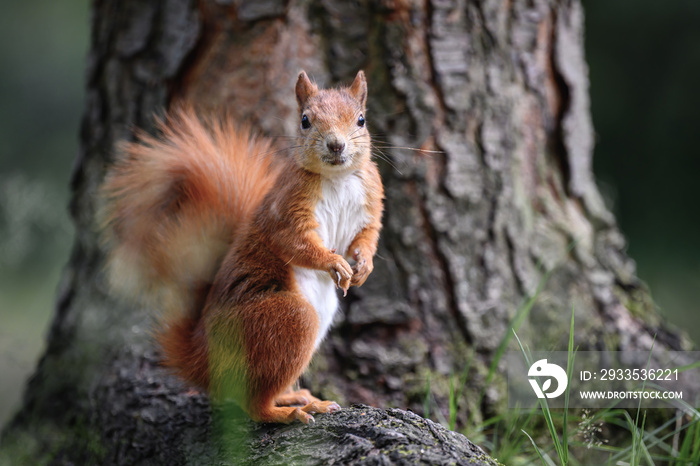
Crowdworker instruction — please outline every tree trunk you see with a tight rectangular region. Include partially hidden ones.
[1,0,692,463]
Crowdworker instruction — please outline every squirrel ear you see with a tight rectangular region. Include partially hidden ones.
[349,70,367,108]
[296,71,318,108]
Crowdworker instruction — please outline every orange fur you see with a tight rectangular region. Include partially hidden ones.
[100,71,384,424]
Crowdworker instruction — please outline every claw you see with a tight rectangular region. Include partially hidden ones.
[335,271,341,288]
[328,402,341,412]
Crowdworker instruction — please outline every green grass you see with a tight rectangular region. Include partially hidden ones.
[423,314,700,465]
[512,307,574,465]
[422,259,700,465]
[423,326,700,466]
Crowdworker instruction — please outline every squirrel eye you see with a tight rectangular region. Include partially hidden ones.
[357,114,365,127]
[301,114,311,129]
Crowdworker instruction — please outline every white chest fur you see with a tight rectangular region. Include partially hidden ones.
[294,172,370,348]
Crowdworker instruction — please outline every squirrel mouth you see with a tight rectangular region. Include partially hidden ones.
[323,155,347,166]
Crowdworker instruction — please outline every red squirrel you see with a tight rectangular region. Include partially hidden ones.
[100,70,383,424]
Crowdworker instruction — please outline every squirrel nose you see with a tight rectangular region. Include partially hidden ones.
[326,140,345,154]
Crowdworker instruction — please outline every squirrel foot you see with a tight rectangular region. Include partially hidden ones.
[256,407,315,424]
[301,400,341,415]
[275,388,322,407]
[254,401,340,424]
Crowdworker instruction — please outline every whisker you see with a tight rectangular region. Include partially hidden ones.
[355,139,443,157]
[371,145,443,155]
[370,147,403,175]
[268,115,290,124]
[347,126,365,139]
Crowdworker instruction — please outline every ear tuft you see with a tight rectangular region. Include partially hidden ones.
[349,70,367,108]
[296,71,318,109]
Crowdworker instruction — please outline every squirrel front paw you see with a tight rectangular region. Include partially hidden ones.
[350,248,373,287]
[327,254,352,296]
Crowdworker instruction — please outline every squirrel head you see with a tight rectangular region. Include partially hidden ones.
[294,70,370,176]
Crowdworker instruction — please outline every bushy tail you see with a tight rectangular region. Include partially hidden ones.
[100,107,280,383]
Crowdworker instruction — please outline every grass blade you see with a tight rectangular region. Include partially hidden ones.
[522,429,557,466]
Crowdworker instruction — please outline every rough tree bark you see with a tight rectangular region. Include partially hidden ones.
[1,0,693,464]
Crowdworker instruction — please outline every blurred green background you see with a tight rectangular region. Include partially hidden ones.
[586,0,700,341]
[0,2,86,428]
[0,1,698,428]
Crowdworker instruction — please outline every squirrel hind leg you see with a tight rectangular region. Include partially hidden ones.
[214,291,328,423]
